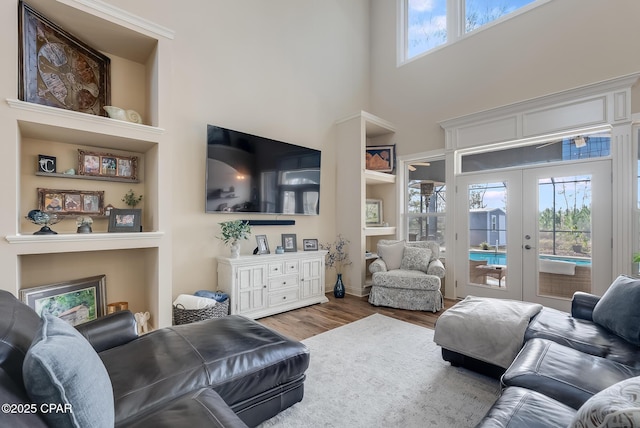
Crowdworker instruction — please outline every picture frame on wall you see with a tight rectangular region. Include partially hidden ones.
[38,188,104,216]
[20,275,107,326]
[108,209,142,233]
[365,145,395,173]
[282,234,297,252]
[365,199,383,226]
[77,150,138,180]
[303,239,318,251]
[18,1,111,116]
[256,235,270,254]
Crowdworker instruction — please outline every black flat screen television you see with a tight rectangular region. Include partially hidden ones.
[206,124,321,215]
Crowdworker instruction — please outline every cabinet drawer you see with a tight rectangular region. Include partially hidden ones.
[284,260,299,274]
[268,262,285,276]
[268,289,299,307]
[268,274,298,290]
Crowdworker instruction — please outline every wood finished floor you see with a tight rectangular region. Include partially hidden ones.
[258,293,457,341]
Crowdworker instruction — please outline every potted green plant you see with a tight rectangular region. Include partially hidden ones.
[633,253,640,275]
[218,220,252,258]
[320,234,352,298]
[122,189,143,208]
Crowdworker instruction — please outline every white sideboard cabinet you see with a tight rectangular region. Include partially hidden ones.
[217,251,329,319]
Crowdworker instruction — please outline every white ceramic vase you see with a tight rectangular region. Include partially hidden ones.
[230,241,240,258]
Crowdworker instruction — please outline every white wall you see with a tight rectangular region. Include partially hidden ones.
[370,0,640,156]
[98,0,371,295]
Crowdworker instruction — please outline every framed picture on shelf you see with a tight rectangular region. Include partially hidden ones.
[282,234,297,252]
[365,145,395,173]
[256,235,270,254]
[108,209,141,233]
[20,275,107,327]
[303,238,318,251]
[77,150,138,180]
[365,199,383,226]
[18,1,110,116]
[38,188,104,216]
[38,155,56,173]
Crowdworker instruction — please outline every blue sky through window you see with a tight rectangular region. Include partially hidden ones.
[407,0,536,59]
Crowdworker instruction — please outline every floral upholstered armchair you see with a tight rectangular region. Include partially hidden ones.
[368,240,445,312]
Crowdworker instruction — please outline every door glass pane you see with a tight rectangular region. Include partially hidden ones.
[468,182,508,288]
[537,175,592,298]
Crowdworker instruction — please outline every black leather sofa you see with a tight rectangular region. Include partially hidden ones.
[442,277,640,427]
[0,290,309,427]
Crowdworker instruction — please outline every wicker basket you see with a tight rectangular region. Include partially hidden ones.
[172,299,229,325]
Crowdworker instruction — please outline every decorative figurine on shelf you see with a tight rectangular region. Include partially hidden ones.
[217,220,252,258]
[122,189,143,208]
[134,311,151,334]
[76,216,93,234]
[26,209,61,235]
[103,106,143,124]
[321,234,352,298]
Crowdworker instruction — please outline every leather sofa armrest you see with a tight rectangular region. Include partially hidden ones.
[571,291,600,321]
[75,310,138,353]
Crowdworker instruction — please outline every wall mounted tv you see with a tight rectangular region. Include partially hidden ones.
[206,124,321,215]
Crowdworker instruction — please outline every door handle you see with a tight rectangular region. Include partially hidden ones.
[524,244,534,250]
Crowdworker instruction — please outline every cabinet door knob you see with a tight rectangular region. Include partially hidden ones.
[283,296,286,300]
[283,281,286,285]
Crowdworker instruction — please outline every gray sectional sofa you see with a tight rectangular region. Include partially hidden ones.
[441,275,640,427]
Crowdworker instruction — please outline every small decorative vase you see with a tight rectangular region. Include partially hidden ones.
[334,273,345,298]
[230,241,240,258]
[77,224,92,234]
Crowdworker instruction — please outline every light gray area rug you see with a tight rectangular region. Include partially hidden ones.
[258,313,500,428]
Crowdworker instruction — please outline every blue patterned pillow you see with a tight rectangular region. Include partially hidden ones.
[592,275,640,346]
[400,246,432,273]
[23,315,114,428]
[570,376,640,428]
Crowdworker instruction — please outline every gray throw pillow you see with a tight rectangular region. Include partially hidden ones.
[23,315,114,428]
[592,275,640,346]
[570,376,640,427]
[377,241,405,270]
[400,246,432,273]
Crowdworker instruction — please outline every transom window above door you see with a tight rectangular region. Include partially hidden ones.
[459,131,611,174]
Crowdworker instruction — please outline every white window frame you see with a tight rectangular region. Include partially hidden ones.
[398,150,447,246]
[397,0,550,66]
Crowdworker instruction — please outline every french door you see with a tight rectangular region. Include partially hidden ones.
[456,160,611,311]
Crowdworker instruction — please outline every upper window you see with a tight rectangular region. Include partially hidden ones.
[402,0,540,62]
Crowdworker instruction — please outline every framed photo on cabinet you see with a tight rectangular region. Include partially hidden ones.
[256,235,270,254]
[303,239,318,251]
[282,234,297,252]
[18,1,111,116]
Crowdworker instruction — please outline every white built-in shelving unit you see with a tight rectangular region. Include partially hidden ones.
[1,0,175,328]
[335,111,398,296]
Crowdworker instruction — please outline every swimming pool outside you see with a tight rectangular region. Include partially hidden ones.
[468,251,592,266]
